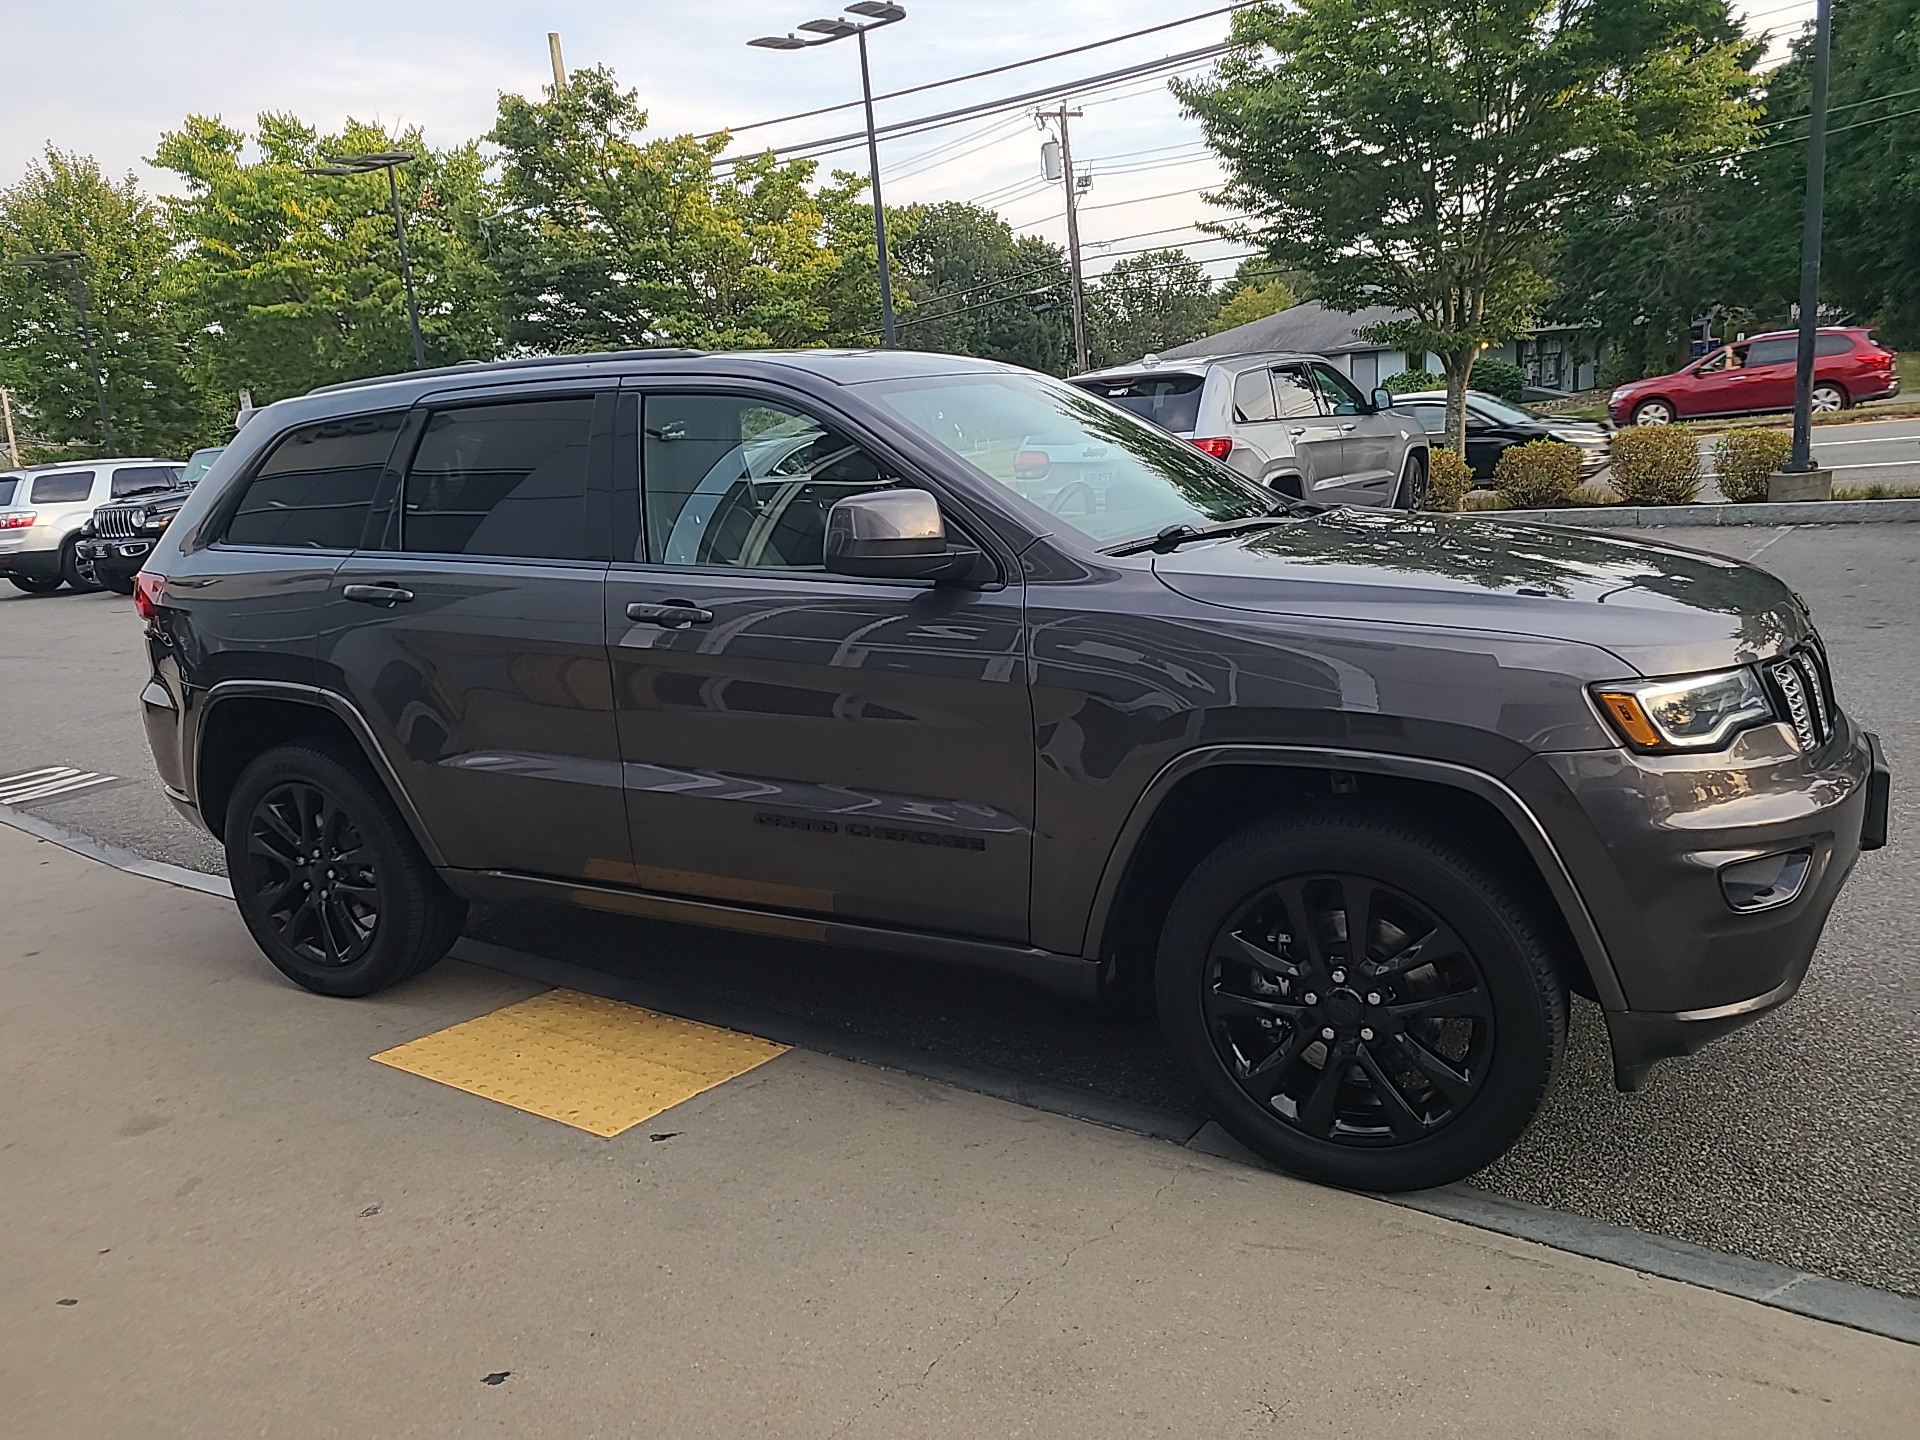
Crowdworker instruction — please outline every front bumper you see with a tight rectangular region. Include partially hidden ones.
[1519,716,1884,1090]
[78,536,155,579]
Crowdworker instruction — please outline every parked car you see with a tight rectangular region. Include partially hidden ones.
[76,446,223,594]
[1069,353,1430,509]
[1608,328,1900,426]
[0,457,184,594]
[1393,391,1611,480]
[137,348,1886,1193]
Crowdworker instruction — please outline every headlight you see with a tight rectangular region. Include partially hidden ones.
[1610,388,1629,402]
[1593,668,1775,752]
[130,509,148,528]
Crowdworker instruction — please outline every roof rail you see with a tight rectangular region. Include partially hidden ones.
[309,348,707,395]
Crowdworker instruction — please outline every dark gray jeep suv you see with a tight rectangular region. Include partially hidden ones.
[135,349,1888,1191]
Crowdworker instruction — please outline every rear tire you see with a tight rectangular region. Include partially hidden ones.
[1810,382,1847,413]
[225,741,465,997]
[1155,808,1566,1191]
[8,575,63,595]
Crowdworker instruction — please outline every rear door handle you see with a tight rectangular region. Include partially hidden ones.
[342,583,414,607]
[627,601,714,628]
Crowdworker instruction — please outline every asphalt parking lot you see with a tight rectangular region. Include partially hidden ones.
[2,521,1916,1300]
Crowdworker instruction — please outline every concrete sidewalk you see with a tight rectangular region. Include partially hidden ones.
[1,826,1912,1438]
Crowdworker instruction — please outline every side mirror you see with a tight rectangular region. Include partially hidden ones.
[824,489,977,583]
[1371,387,1395,413]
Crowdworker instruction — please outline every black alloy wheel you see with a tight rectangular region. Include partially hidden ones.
[61,538,104,592]
[244,780,382,968]
[1158,810,1565,1191]
[225,742,465,996]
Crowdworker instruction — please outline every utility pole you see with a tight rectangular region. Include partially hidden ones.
[1,387,19,467]
[548,32,568,94]
[1782,0,1833,480]
[1040,107,1089,373]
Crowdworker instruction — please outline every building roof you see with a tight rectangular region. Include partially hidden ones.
[1157,301,1413,361]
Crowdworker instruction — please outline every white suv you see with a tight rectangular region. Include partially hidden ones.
[0,458,184,594]
[1069,352,1430,509]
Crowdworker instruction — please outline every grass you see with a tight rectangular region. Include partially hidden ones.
[1834,482,1920,500]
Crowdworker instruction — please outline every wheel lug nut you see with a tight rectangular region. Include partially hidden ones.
[1320,1027,1335,1041]
[1302,992,1318,1006]
[303,881,311,890]
[1366,992,1381,1006]
[1360,1027,1375,1041]
[1331,969,1346,984]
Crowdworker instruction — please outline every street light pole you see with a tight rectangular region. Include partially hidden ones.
[304,151,428,369]
[750,3,907,347]
[11,250,116,456]
[1784,0,1833,475]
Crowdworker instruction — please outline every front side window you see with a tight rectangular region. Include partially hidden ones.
[403,397,600,561]
[643,394,894,570]
[864,370,1275,549]
[226,413,400,549]
[31,471,94,504]
[1273,366,1324,419]
[110,465,181,498]
[1309,362,1366,416]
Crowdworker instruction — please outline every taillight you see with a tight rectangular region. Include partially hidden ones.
[133,571,166,621]
[0,511,35,530]
[1014,449,1052,479]
[1191,437,1234,459]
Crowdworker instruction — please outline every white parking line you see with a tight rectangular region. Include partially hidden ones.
[0,766,121,806]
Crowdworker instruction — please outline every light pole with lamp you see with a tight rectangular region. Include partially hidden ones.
[10,249,116,456]
[750,3,907,347]
[303,150,428,369]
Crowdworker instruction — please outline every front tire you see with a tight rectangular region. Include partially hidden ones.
[1631,399,1674,426]
[61,539,103,592]
[1156,809,1566,1192]
[225,742,466,997]
[1392,451,1427,510]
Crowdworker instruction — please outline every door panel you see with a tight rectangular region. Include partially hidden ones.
[1308,362,1393,504]
[1272,364,1347,500]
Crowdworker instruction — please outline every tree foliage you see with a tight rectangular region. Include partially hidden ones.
[890,202,1071,371]
[0,148,222,459]
[1176,0,1756,445]
[1211,276,1296,334]
[1087,248,1218,366]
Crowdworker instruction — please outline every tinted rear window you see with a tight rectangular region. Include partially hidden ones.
[1743,338,1797,367]
[31,471,95,503]
[110,465,182,498]
[403,397,601,561]
[1816,334,1854,357]
[0,479,15,507]
[1074,374,1204,433]
[226,413,401,549]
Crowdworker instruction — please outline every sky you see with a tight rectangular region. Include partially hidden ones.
[6,0,1817,287]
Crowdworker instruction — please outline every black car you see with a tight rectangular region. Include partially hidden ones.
[78,446,222,593]
[134,349,1887,1192]
[1395,390,1611,481]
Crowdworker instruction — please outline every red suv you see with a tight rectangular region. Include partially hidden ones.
[1609,327,1899,425]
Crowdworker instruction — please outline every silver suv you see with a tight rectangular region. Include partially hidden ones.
[1069,352,1429,508]
[0,458,184,594]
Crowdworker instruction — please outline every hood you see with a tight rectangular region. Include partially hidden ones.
[1151,508,1811,677]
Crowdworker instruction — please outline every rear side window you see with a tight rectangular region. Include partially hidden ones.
[1077,374,1204,433]
[1816,334,1854,357]
[31,471,95,503]
[402,397,601,561]
[1231,370,1277,423]
[110,465,181,498]
[1743,338,1797,367]
[0,479,16,507]
[226,413,401,549]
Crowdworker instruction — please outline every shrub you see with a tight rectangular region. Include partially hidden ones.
[1423,448,1475,511]
[1470,358,1527,402]
[1460,489,1507,511]
[1609,425,1701,505]
[1492,439,1583,508]
[1714,430,1792,503]
[1385,368,1443,395]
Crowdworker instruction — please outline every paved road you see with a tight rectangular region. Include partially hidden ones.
[1695,414,1920,494]
[11,829,1913,1437]
[2,528,1917,1298]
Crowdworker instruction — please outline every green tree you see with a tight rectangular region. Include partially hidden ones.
[889,202,1070,371]
[0,147,223,458]
[1211,276,1296,334]
[1176,0,1756,449]
[154,114,498,403]
[488,67,844,352]
[1087,248,1218,366]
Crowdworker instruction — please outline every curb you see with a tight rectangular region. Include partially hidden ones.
[7,802,1917,1346]
[1464,497,1920,528]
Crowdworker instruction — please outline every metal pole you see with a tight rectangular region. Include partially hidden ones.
[1054,108,1090,373]
[1,386,18,467]
[64,261,117,456]
[548,32,568,94]
[1785,0,1833,474]
[386,165,428,370]
[857,29,897,347]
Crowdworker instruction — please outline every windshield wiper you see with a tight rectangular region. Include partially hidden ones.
[1101,514,1295,558]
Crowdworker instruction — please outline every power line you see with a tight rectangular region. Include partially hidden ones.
[703,1,1262,141]
[1758,84,1920,130]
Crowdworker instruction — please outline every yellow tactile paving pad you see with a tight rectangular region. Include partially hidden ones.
[371,989,788,1137]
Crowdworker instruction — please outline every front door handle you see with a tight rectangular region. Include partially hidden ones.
[1340,422,1358,432]
[627,601,714,628]
[1289,426,1308,436]
[342,583,414,607]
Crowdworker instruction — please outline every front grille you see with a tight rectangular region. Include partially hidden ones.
[1766,643,1839,751]
[94,506,138,539]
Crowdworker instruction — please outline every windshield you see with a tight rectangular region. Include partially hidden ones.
[181,447,224,487]
[1468,394,1540,426]
[863,371,1275,548]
